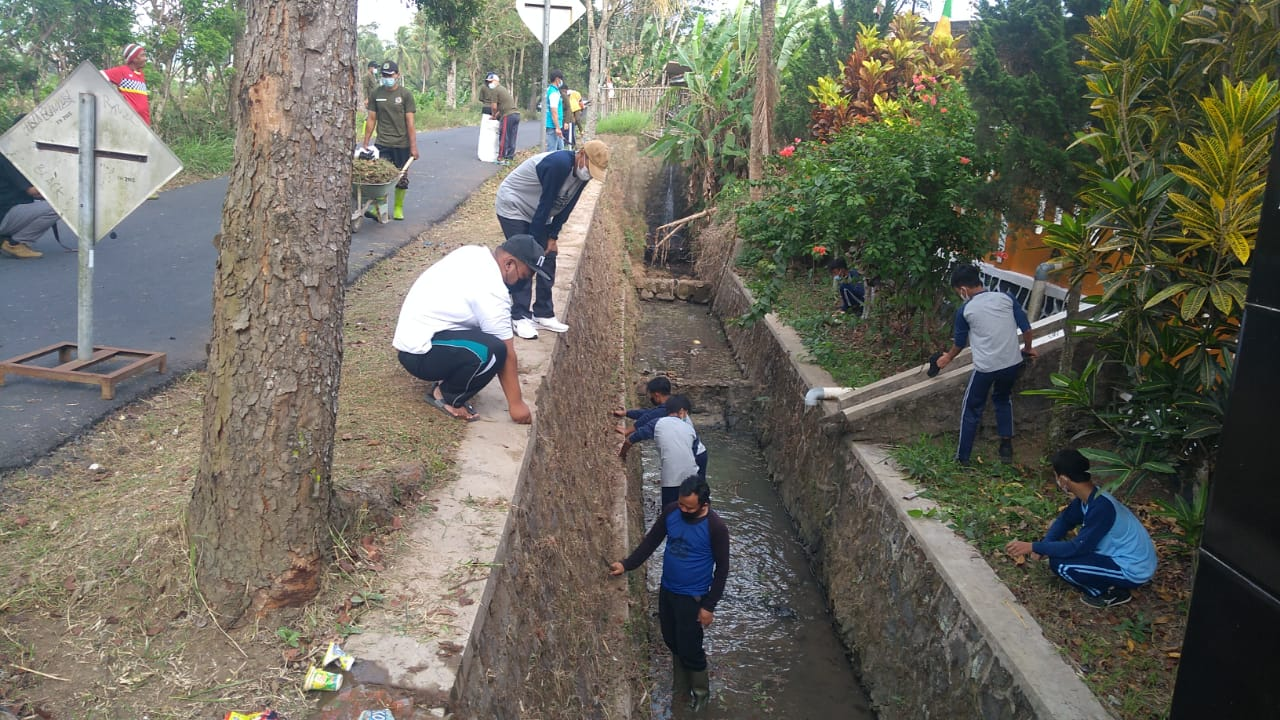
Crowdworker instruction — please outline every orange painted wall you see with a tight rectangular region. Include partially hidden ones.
[985,201,1104,296]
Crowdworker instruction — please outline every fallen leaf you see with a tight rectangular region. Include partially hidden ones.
[1167,651,1181,659]
[1125,638,1135,653]
[14,516,29,527]
[63,575,77,592]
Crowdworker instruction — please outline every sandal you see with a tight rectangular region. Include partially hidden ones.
[426,384,479,422]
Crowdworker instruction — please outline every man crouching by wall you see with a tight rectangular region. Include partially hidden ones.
[392,235,549,424]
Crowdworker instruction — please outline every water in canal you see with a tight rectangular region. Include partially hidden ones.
[633,302,874,719]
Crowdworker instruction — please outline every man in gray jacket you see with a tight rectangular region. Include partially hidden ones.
[494,140,609,339]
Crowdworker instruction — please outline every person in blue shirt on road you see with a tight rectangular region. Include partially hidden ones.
[611,476,730,712]
[933,264,1037,465]
[1005,448,1158,608]
[544,69,566,150]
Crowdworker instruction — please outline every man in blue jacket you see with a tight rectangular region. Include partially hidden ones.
[1005,448,1158,608]
[494,139,609,339]
[611,476,730,712]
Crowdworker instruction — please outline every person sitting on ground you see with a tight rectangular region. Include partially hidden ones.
[1005,448,1158,609]
[829,257,865,315]
[0,147,59,260]
[620,395,701,506]
[392,235,550,424]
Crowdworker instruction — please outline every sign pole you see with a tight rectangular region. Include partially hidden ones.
[76,92,97,360]
[541,0,550,142]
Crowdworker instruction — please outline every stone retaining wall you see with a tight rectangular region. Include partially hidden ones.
[450,150,644,719]
[710,272,1111,720]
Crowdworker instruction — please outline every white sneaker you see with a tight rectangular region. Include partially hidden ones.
[513,317,539,339]
[534,316,569,333]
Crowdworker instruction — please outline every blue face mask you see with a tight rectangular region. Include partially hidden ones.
[381,77,395,88]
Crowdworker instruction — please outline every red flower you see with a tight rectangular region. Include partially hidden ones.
[939,107,948,113]
[778,145,795,158]
[959,156,971,165]
[812,245,828,256]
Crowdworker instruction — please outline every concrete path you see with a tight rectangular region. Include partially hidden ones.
[0,121,544,470]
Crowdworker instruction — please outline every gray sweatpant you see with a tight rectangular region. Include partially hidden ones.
[0,200,59,246]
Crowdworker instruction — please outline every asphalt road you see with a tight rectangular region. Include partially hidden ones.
[0,121,544,470]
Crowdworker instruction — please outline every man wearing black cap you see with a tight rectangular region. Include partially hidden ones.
[479,72,519,164]
[362,60,419,220]
[392,236,550,424]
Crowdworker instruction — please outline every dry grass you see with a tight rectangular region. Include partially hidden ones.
[0,169,515,719]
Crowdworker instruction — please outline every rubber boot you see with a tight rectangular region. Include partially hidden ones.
[393,188,406,220]
[688,669,710,712]
[672,655,691,704]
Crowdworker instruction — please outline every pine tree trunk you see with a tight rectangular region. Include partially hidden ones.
[447,57,458,109]
[750,0,778,202]
[188,0,357,626]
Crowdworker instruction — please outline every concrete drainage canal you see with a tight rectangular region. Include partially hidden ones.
[629,300,875,719]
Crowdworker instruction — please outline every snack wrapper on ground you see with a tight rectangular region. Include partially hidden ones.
[322,640,356,671]
[357,711,395,720]
[223,711,279,720]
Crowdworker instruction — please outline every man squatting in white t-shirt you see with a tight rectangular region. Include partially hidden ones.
[391,235,550,423]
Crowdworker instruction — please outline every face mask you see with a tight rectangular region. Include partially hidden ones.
[575,167,592,182]
[381,77,395,88]
[506,276,531,293]
[681,509,703,523]
[487,81,496,88]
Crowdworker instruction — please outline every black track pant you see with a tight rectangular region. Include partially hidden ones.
[398,329,506,406]
[659,587,708,672]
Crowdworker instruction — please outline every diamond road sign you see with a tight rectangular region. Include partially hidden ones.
[0,61,182,242]
[516,0,586,46]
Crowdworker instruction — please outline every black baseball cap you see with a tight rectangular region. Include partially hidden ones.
[499,235,551,281]
[380,60,398,76]
[367,60,379,69]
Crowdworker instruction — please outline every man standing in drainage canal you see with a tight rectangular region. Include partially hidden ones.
[610,476,730,712]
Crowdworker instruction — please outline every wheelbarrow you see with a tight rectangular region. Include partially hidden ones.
[350,155,415,233]
[350,177,397,233]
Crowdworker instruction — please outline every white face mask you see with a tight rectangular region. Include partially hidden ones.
[575,167,592,182]
[487,81,497,88]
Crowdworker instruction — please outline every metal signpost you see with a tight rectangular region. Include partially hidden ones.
[515,0,586,133]
[0,61,182,399]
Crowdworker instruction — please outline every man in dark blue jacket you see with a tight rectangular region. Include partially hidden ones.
[1005,449,1158,608]
[494,140,609,339]
[611,476,730,712]
[0,152,59,259]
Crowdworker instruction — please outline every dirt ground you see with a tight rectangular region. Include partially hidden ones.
[0,169,512,719]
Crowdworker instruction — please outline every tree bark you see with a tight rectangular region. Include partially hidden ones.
[188,0,357,626]
[447,57,458,109]
[749,0,778,202]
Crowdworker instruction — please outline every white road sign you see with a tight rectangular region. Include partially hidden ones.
[516,0,586,46]
[0,61,182,242]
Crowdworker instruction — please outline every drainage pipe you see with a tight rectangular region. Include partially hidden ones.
[1026,261,1065,323]
[805,387,855,407]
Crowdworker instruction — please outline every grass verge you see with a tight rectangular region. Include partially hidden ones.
[596,111,652,135]
[0,172,510,719]
[766,270,942,387]
[890,435,1192,719]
